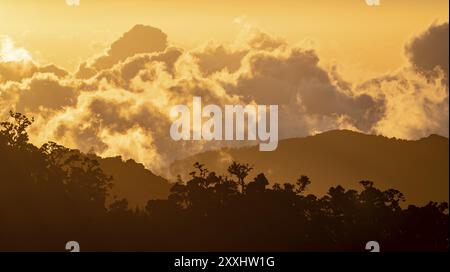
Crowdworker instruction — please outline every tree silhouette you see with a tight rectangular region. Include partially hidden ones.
[227,161,253,193]
[296,175,311,194]
[1,111,34,148]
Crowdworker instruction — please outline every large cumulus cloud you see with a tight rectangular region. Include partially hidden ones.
[0,22,448,175]
[223,47,384,137]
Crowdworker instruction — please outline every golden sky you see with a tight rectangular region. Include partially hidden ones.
[1,0,448,79]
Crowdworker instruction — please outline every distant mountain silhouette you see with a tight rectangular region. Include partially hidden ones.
[95,156,171,208]
[170,130,449,206]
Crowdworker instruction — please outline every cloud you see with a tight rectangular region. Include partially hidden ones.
[353,22,449,139]
[15,73,77,113]
[193,43,247,76]
[356,68,448,139]
[1,23,448,176]
[65,0,80,7]
[1,61,36,83]
[191,30,286,77]
[0,37,32,63]
[38,64,69,78]
[406,22,449,80]
[76,25,168,79]
[220,46,384,137]
[365,0,380,6]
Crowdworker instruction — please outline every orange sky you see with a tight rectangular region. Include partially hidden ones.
[0,0,448,80]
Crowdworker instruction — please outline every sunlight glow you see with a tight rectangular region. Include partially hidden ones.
[0,37,32,63]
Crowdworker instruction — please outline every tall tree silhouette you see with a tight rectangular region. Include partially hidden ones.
[227,161,253,193]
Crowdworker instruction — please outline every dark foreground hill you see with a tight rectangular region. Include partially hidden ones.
[97,156,171,208]
[171,130,449,205]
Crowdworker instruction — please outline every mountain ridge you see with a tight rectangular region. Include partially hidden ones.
[169,129,449,205]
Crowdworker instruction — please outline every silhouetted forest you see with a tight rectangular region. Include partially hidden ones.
[0,112,448,251]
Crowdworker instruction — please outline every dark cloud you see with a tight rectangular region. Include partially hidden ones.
[193,45,247,75]
[76,25,168,79]
[247,31,286,51]
[406,22,449,79]
[16,74,77,112]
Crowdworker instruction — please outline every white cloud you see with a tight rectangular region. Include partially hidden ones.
[65,0,80,6]
[0,37,32,63]
[365,0,380,6]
